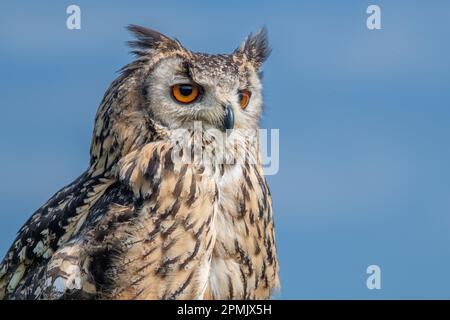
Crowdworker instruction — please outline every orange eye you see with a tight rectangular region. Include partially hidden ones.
[238,90,251,109]
[172,83,200,104]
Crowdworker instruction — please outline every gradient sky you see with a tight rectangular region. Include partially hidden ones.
[1,0,450,299]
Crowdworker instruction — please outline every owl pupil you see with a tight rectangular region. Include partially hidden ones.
[179,84,193,96]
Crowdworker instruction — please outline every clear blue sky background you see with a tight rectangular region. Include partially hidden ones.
[1,1,450,299]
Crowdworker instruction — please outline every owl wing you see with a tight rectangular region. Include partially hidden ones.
[6,181,137,299]
[0,171,116,299]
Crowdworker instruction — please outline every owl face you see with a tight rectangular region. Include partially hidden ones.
[127,26,270,133]
[143,53,263,132]
[89,26,271,166]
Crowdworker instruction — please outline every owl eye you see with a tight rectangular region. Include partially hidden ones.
[172,83,200,104]
[238,90,251,109]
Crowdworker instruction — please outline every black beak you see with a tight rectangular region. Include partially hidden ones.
[224,104,234,130]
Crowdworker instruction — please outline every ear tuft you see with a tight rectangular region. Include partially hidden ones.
[235,26,271,69]
[126,25,183,53]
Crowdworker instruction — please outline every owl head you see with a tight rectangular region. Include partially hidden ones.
[90,25,270,168]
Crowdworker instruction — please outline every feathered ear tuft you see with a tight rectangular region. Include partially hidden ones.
[235,26,271,69]
[126,25,183,54]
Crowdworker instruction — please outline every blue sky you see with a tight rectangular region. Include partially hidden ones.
[1,1,450,299]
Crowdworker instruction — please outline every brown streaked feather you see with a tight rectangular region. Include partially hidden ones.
[109,140,217,300]
[0,172,115,299]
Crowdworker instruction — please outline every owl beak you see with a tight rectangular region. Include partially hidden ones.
[224,104,234,130]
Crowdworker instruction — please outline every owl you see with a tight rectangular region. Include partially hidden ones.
[0,25,279,300]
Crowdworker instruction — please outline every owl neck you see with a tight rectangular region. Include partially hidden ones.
[165,126,263,169]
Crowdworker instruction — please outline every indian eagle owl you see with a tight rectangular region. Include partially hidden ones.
[0,25,279,299]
